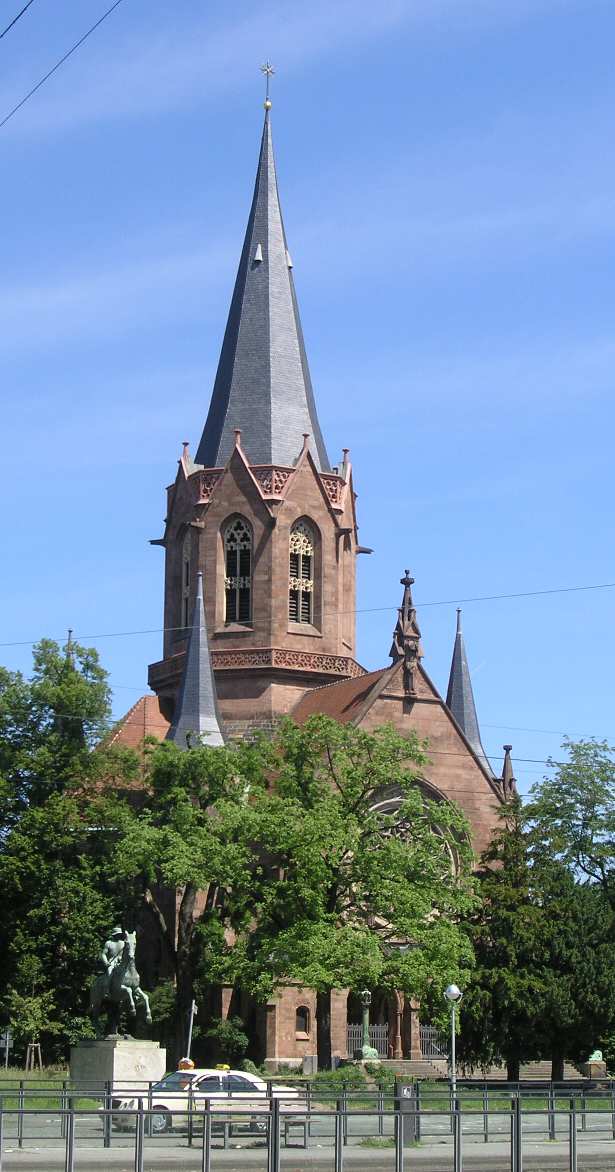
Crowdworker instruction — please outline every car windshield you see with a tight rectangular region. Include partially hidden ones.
[152,1072,196,1092]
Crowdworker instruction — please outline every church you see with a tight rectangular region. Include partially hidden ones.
[113,100,514,1068]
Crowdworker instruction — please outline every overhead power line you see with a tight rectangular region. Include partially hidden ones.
[0,577,614,649]
[0,0,37,40]
[0,0,127,130]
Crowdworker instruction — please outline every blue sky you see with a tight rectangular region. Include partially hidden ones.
[2,0,614,794]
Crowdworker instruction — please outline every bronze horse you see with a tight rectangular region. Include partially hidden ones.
[90,931,152,1034]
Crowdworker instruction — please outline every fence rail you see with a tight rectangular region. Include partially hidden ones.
[0,1085,612,1172]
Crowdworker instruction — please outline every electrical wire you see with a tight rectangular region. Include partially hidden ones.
[0,0,36,40]
[0,0,127,130]
[1,577,614,649]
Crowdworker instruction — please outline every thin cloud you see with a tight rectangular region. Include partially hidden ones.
[0,0,579,138]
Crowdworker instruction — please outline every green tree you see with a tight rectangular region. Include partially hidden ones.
[111,716,475,1067]
[0,640,139,1057]
[196,717,476,1066]
[460,792,615,1080]
[530,739,615,908]
[458,797,546,1080]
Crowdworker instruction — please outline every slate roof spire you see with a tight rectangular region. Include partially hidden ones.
[166,572,224,749]
[195,109,330,472]
[446,609,490,770]
[390,570,424,697]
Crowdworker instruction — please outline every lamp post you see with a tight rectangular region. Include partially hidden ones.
[444,984,462,1100]
[360,989,372,1052]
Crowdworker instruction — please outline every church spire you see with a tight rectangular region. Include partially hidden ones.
[166,572,224,749]
[390,570,423,696]
[446,609,490,769]
[195,108,330,472]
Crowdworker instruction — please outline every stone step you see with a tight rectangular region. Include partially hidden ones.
[379,1058,585,1082]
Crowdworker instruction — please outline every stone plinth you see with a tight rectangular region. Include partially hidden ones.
[70,1038,166,1090]
[580,1060,608,1079]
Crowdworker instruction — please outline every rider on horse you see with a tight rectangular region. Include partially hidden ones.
[98,927,125,997]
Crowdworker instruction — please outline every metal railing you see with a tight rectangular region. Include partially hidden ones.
[0,1085,612,1172]
[346,1022,389,1056]
[420,1023,448,1058]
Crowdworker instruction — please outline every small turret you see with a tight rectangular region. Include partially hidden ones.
[166,572,224,749]
[446,609,491,773]
[389,571,423,697]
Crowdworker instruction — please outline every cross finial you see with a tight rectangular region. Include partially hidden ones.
[260,61,275,109]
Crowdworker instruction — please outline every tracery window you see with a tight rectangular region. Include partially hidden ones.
[224,517,252,624]
[181,531,191,628]
[289,521,314,624]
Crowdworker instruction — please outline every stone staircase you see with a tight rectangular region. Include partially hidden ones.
[379,1058,447,1079]
[379,1058,585,1081]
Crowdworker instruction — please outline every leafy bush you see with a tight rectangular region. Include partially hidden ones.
[204,1017,249,1065]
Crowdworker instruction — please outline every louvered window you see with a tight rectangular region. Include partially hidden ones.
[289,521,314,624]
[224,518,252,624]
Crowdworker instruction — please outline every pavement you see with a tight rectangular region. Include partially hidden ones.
[0,1136,614,1171]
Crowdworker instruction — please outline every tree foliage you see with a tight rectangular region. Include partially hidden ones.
[0,640,139,1057]
[460,749,615,1080]
[529,739,615,908]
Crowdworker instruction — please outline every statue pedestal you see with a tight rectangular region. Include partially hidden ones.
[70,1038,166,1090]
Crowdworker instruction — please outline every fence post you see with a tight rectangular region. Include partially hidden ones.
[482,1085,488,1143]
[394,1106,404,1172]
[334,1098,344,1172]
[306,1080,312,1138]
[146,1081,152,1139]
[0,1095,4,1172]
[60,1079,68,1139]
[64,1098,75,1172]
[453,1096,463,1172]
[548,1084,556,1142]
[134,1098,144,1172]
[102,1079,112,1149]
[378,1081,384,1137]
[267,1097,280,1172]
[611,1081,615,1141]
[568,1096,576,1172]
[187,1082,194,1148]
[342,1085,348,1145]
[510,1095,522,1172]
[580,1091,586,1133]
[415,1081,421,1143]
[17,1080,24,1150]
[201,1099,211,1172]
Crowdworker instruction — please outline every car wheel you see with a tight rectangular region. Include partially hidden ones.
[150,1107,172,1135]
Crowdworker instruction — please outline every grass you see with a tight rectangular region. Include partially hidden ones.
[0,1066,98,1111]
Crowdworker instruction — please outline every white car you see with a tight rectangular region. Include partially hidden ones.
[111,1067,300,1135]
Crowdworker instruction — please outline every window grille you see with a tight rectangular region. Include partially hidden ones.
[289,521,314,624]
[224,518,252,624]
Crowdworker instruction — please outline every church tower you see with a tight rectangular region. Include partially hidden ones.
[148,108,365,734]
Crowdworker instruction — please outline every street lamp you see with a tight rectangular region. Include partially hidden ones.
[359,989,372,1052]
[444,983,462,1101]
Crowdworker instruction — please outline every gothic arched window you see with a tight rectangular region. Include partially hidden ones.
[224,517,252,624]
[181,531,191,628]
[289,520,314,624]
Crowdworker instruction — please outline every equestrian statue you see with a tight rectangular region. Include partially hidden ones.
[90,927,152,1035]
